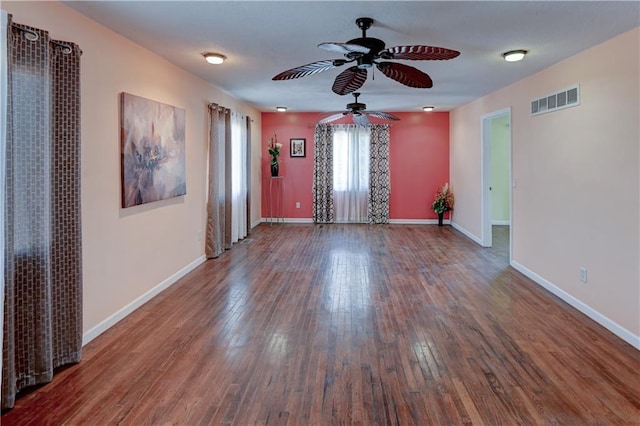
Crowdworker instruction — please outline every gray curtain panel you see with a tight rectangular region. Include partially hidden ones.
[3,18,83,410]
[206,104,231,258]
[368,124,391,224]
[312,124,335,223]
[206,105,251,258]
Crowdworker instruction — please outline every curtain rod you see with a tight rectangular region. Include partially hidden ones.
[209,103,255,122]
[11,23,80,55]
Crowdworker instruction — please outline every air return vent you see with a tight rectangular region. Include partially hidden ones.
[531,85,580,116]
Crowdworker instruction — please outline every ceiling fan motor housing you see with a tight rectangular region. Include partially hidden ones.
[318,91,399,125]
[346,37,385,69]
[347,101,366,111]
[346,37,386,55]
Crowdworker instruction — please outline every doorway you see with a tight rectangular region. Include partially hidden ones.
[481,108,512,262]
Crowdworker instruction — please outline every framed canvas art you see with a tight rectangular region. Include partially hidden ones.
[120,93,186,208]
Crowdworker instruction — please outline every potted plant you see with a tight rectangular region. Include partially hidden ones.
[432,182,454,226]
[267,133,282,176]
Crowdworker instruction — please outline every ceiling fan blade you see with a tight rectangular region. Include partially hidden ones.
[318,42,370,55]
[353,113,370,126]
[366,111,400,121]
[319,112,348,124]
[332,66,367,95]
[272,59,343,81]
[376,62,433,88]
[381,45,460,61]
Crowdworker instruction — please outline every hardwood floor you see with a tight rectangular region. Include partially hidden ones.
[3,224,639,425]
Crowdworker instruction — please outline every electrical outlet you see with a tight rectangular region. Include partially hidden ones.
[295,202,300,209]
[579,267,587,283]
[197,230,203,241]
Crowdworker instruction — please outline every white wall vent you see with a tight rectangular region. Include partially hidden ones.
[530,85,580,116]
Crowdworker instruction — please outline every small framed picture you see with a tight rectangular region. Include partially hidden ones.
[290,138,306,158]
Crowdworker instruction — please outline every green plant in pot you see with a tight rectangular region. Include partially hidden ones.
[432,182,454,226]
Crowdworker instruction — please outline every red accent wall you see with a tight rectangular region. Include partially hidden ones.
[261,111,450,220]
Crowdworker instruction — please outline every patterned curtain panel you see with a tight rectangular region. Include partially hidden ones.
[2,17,83,410]
[0,11,8,392]
[313,124,335,223]
[368,124,391,224]
[206,104,231,258]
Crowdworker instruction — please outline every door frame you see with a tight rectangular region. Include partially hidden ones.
[480,108,512,260]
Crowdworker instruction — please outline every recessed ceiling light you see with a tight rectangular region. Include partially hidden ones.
[502,50,527,62]
[423,106,435,112]
[276,106,287,112]
[203,52,226,65]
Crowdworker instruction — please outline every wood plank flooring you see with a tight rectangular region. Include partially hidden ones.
[3,224,639,425]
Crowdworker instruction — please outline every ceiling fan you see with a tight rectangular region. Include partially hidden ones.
[273,17,460,95]
[318,92,400,126]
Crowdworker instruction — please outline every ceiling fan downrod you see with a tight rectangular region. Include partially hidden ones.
[346,92,366,111]
[356,17,374,38]
[352,17,382,69]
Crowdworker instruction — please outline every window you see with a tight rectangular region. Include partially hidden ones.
[230,112,247,242]
[332,125,370,222]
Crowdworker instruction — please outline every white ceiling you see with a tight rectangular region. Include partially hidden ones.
[64,1,639,113]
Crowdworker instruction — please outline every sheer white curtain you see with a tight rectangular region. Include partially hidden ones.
[333,125,370,223]
[230,111,247,242]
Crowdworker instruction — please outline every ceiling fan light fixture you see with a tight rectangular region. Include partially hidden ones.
[423,106,435,112]
[276,106,287,112]
[502,50,527,62]
[203,52,226,65]
[356,56,374,69]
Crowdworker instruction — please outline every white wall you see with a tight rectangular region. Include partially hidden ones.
[451,28,640,346]
[3,1,263,340]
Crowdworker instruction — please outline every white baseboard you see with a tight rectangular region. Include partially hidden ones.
[259,217,313,224]
[492,220,510,226]
[389,219,450,225]
[511,260,640,350]
[82,255,207,346]
[259,218,454,225]
[254,218,317,226]
[283,218,314,223]
[450,221,483,245]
